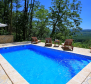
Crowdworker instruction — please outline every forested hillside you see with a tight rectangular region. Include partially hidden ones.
[73,29,91,42]
[0,0,91,48]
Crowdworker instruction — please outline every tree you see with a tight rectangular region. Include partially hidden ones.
[28,0,35,39]
[49,0,82,40]
[14,0,21,41]
[10,0,12,34]
[0,0,11,34]
[34,3,50,39]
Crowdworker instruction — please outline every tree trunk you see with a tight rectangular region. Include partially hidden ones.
[23,0,28,40]
[50,23,56,39]
[29,0,35,40]
[10,0,12,34]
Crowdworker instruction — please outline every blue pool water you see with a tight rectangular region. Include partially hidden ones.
[0,44,91,84]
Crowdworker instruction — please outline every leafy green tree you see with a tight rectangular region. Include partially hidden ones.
[0,1,4,22]
[34,4,50,39]
[28,0,35,39]
[0,0,11,34]
[49,0,82,40]
[10,0,12,34]
[13,0,21,41]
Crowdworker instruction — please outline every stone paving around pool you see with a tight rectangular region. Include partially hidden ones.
[0,65,12,84]
[0,41,91,84]
[82,72,91,84]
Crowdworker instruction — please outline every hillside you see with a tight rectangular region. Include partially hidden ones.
[73,29,91,42]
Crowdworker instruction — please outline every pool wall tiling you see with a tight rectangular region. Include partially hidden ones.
[28,45,91,60]
[0,44,91,60]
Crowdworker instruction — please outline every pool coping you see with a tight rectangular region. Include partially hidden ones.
[67,62,91,84]
[0,64,13,84]
[0,41,91,84]
[0,54,29,84]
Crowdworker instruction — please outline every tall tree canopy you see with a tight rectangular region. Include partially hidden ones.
[0,0,82,42]
[49,0,82,40]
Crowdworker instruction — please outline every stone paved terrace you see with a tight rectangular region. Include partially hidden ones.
[0,41,91,84]
[0,64,12,84]
[82,72,91,84]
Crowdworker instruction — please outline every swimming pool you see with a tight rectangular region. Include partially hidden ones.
[0,44,91,84]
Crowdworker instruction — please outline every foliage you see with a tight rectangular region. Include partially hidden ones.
[73,29,91,42]
[1,0,91,49]
[73,40,91,49]
[49,0,82,40]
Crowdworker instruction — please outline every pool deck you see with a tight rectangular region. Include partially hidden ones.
[0,41,91,84]
[0,64,12,84]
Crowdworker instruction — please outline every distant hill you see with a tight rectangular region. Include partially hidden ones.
[81,29,91,32]
[82,29,91,30]
[73,29,91,42]
[49,28,91,42]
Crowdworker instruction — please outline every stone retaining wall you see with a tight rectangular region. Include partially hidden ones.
[0,35,13,43]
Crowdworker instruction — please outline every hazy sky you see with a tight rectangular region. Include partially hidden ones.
[38,0,91,29]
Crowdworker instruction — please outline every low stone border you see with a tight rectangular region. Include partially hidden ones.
[0,35,13,44]
[0,64,13,84]
[67,62,91,84]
